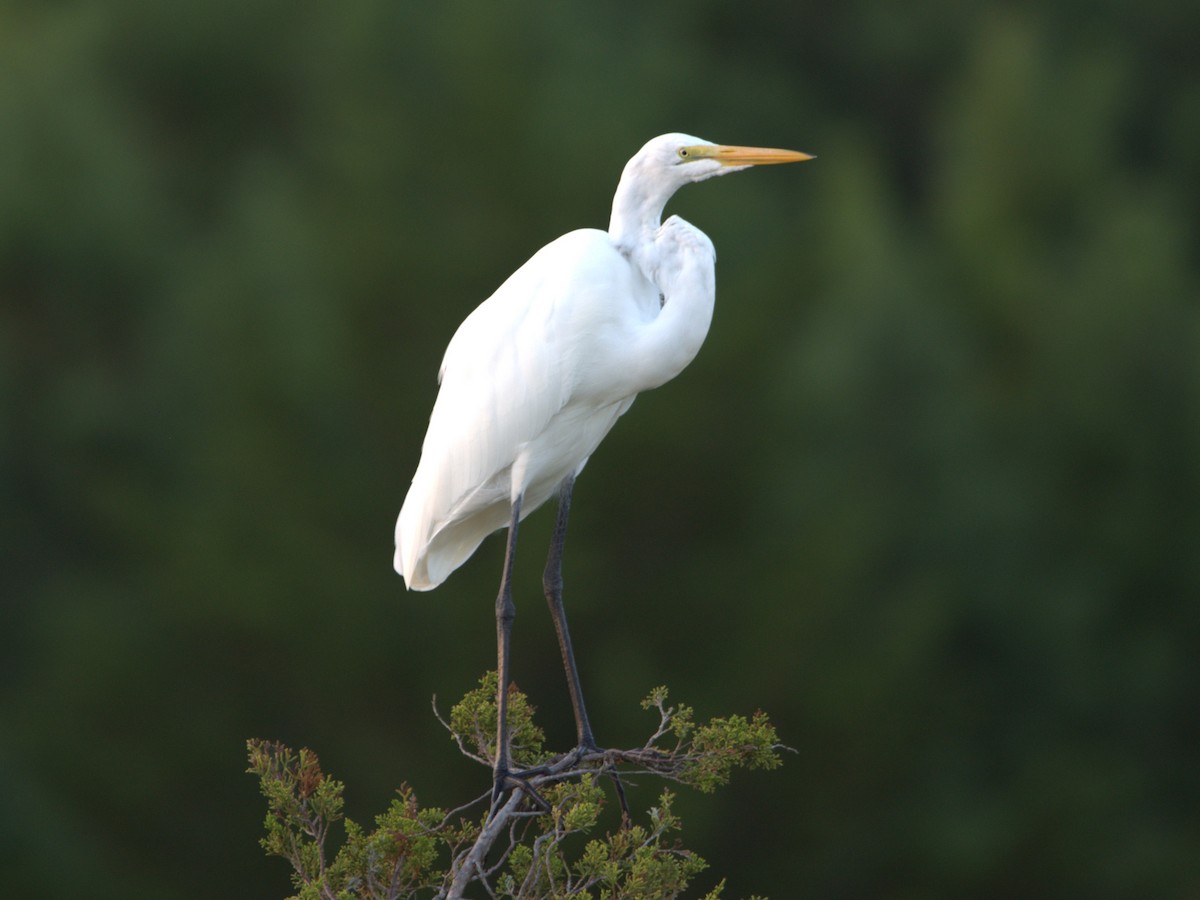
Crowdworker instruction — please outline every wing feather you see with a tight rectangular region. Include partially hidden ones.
[395,229,633,589]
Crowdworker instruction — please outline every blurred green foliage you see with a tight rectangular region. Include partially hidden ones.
[2,0,1197,896]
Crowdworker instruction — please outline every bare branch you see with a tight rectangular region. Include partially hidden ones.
[447,791,524,899]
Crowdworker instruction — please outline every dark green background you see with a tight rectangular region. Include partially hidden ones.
[3,1,1198,896]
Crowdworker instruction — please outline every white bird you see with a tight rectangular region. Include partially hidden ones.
[394,133,812,798]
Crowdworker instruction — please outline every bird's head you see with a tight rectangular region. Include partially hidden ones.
[609,133,813,249]
[630,133,814,186]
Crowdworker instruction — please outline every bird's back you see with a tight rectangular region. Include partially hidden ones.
[395,228,659,590]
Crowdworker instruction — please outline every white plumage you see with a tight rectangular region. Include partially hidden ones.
[395,133,810,591]
[395,229,653,588]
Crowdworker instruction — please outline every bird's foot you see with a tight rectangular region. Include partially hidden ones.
[565,740,632,829]
[571,739,602,764]
[491,743,629,825]
[491,765,551,813]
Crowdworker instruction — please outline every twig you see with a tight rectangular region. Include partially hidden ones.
[433,694,492,766]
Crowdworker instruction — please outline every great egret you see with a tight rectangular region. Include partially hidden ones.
[394,133,812,798]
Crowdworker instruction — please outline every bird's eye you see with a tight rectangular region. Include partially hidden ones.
[677,147,690,159]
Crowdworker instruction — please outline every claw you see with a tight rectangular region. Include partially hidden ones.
[492,766,551,813]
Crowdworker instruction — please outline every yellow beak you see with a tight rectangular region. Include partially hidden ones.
[688,144,815,166]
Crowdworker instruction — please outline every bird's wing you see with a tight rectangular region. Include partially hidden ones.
[396,229,623,587]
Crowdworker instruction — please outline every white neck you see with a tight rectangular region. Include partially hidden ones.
[622,218,717,393]
[607,160,678,255]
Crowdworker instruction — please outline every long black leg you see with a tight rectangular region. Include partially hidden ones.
[493,493,522,801]
[543,475,598,751]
